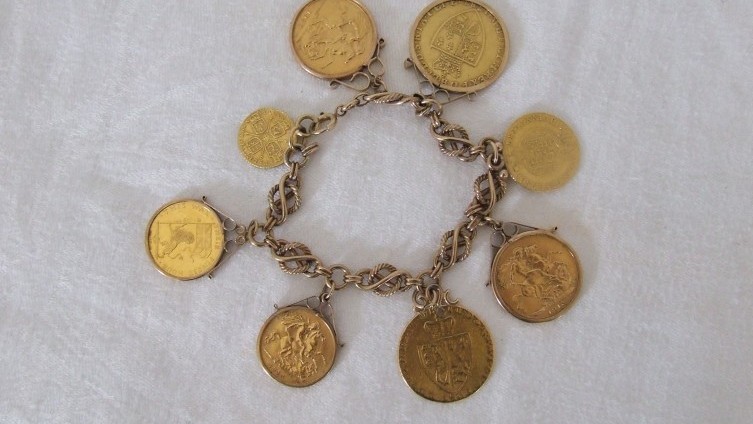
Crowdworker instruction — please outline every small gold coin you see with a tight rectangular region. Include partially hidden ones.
[410,0,509,93]
[145,200,224,280]
[238,108,294,169]
[399,305,493,402]
[291,0,378,79]
[258,306,338,387]
[503,113,580,192]
[491,230,581,322]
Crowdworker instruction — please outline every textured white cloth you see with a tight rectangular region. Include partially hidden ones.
[1,0,752,422]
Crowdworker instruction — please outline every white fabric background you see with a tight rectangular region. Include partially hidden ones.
[1,0,752,422]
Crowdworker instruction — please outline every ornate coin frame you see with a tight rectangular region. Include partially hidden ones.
[145,199,225,281]
[490,230,581,323]
[410,0,510,94]
[258,305,338,387]
[291,0,380,80]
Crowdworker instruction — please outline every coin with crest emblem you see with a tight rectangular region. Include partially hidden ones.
[291,0,378,79]
[146,200,224,280]
[399,305,493,402]
[238,108,294,169]
[503,113,580,192]
[258,306,338,387]
[410,0,509,93]
[491,230,581,322]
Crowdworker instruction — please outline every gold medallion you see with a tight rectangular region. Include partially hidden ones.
[491,230,580,322]
[503,113,580,192]
[258,306,338,387]
[399,305,493,402]
[410,0,509,93]
[238,108,294,169]
[291,0,378,80]
[145,200,224,280]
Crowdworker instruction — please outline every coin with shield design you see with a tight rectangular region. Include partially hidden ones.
[410,0,509,93]
[399,305,493,402]
[238,108,294,169]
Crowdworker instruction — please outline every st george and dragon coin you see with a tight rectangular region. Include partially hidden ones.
[491,230,581,322]
[258,306,338,387]
[291,0,379,80]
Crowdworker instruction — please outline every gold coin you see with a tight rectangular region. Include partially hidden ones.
[410,0,509,93]
[291,0,378,79]
[258,306,338,387]
[491,230,581,322]
[145,200,224,280]
[238,108,294,169]
[503,113,580,192]
[399,305,493,402]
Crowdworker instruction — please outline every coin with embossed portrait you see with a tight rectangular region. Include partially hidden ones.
[503,113,580,192]
[491,230,581,322]
[145,200,224,280]
[399,305,493,402]
[291,0,378,79]
[410,0,509,93]
[238,108,294,169]
[258,306,338,387]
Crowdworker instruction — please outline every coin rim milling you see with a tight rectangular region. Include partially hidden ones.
[398,305,494,402]
[257,305,338,388]
[290,0,379,80]
[409,0,510,94]
[145,199,225,281]
[237,108,294,169]
[502,112,581,192]
[490,230,581,323]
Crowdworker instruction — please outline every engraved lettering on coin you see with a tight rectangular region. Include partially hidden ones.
[238,108,294,169]
[411,0,509,93]
[291,0,378,79]
[491,231,581,322]
[146,200,224,280]
[258,306,337,387]
[503,113,580,192]
[399,305,493,402]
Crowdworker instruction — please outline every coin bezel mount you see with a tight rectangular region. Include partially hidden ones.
[490,229,581,323]
[409,0,510,94]
[290,0,380,80]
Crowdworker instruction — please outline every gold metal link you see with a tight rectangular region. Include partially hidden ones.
[273,240,319,275]
[294,115,318,137]
[266,175,301,225]
[246,220,267,248]
[431,122,481,162]
[435,224,475,271]
[354,263,407,297]
[324,264,352,291]
[310,113,337,135]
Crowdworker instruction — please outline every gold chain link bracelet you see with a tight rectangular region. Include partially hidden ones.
[146,0,582,402]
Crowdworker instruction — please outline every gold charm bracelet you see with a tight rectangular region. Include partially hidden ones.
[146,0,583,402]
